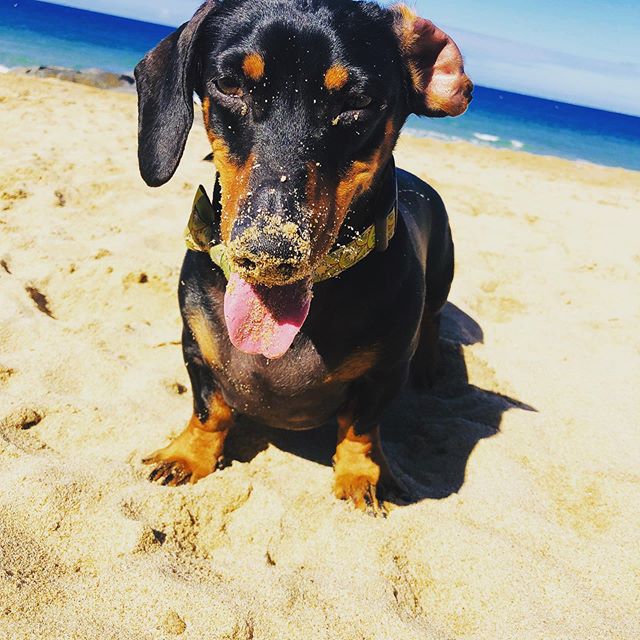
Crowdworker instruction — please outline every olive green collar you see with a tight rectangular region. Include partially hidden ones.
[184,168,398,283]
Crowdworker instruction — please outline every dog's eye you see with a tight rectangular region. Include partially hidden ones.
[344,94,372,110]
[216,76,244,97]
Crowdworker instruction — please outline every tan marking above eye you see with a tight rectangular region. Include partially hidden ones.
[242,52,265,81]
[324,65,349,91]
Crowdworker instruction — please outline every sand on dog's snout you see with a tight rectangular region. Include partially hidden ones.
[1,73,639,639]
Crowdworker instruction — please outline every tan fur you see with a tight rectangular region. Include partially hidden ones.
[392,4,420,52]
[202,97,254,242]
[392,4,432,100]
[188,308,221,367]
[324,347,378,383]
[143,392,233,484]
[242,53,265,81]
[335,117,397,221]
[324,65,349,91]
[300,118,398,266]
[332,414,385,512]
[391,3,472,116]
[304,161,336,262]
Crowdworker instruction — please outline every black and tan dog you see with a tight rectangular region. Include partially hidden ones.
[135,0,472,512]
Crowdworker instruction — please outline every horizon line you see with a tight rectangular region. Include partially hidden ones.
[24,0,640,118]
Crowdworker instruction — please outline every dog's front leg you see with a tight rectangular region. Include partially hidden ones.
[332,415,389,514]
[143,329,234,486]
[143,390,233,486]
[144,313,235,485]
[332,372,407,515]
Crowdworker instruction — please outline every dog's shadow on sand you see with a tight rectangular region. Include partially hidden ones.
[225,303,535,505]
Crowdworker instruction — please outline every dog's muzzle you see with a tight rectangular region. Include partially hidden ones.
[228,214,311,286]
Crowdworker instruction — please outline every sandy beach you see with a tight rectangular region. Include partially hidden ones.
[1,72,639,639]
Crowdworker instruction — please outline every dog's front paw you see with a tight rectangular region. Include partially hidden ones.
[332,420,410,516]
[144,459,196,486]
[143,455,226,486]
[143,416,228,485]
[333,471,386,516]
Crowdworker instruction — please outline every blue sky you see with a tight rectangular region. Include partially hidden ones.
[52,1,640,115]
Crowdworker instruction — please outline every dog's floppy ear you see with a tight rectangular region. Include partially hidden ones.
[392,5,473,117]
[135,1,216,187]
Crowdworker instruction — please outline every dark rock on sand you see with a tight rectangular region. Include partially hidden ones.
[9,66,135,92]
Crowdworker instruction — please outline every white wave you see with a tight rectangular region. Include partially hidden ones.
[404,128,530,154]
[403,127,464,143]
[0,65,9,74]
[473,132,500,142]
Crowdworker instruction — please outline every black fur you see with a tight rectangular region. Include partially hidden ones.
[135,1,216,186]
[135,0,467,488]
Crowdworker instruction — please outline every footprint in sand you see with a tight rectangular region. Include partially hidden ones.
[0,188,28,211]
[0,366,16,384]
[0,407,47,454]
[160,610,187,635]
[1,407,44,430]
[471,294,526,323]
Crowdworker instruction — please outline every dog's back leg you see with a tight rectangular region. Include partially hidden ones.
[411,308,442,389]
[410,183,454,390]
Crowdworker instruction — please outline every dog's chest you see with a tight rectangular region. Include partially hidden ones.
[225,333,328,394]
[217,332,348,428]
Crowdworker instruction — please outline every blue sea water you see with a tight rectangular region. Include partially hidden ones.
[0,0,172,73]
[2,0,639,171]
[405,87,640,171]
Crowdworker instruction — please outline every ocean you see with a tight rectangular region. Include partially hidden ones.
[405,88,640,172]
[2,0,639,171]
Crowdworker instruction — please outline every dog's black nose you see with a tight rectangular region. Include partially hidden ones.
[228,233,310,285]
[229,188,311,285]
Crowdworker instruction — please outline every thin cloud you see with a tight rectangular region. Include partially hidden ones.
[447,26,640,115]
[450,26,640,77]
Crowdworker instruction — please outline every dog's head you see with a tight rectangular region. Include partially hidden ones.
[136,0,471,358]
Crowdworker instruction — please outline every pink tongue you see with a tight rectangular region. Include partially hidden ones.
[224,272,312,359]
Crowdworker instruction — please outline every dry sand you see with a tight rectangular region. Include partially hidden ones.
[1,73,639,639]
